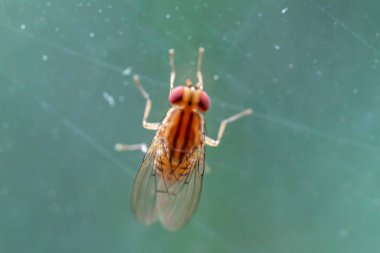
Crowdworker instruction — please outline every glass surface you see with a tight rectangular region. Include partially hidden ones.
[1,1,379,252]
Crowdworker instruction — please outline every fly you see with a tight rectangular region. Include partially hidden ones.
[115,48,252,230]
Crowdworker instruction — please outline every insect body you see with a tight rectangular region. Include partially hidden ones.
[115,48,252,230]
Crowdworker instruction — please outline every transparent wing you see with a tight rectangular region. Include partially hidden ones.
[157,145,205,231]
[130,138,162,225]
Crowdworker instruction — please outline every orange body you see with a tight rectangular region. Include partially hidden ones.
[123,48,251,231]
[155,87,205,183]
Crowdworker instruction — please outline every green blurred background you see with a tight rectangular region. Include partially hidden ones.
[1,0,380,252]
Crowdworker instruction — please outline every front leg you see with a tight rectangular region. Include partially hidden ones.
[133,75,160,130]
[205,108,252,147]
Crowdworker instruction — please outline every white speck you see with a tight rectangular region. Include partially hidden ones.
[288,63,294,69]
[102,92,115,107]
[339,229,349,239]
[77,2,83,7]
[281,7,288,14]
[353,88,359,94]
[316,70,322,76]
[174,6,179,11]
[122,67,132,76]
[89,32,95,38]
[20,24,26,30]
[258,12,262,17]
[46,2,51,7]
[166,14,171,19]
[188,36,192,40]
[213,74,219,81]
[274,44,280,50]
[236,21,241,25]
[54,27,60,32]
[108,5,113,9]
[272,77,278,83]
[98,8,103,13]
[42,54,48,61]
[118,96,125,102]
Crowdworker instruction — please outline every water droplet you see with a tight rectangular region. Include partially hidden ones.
[20,24,26,30]
[122,67,132,76]
[102,92,115,107]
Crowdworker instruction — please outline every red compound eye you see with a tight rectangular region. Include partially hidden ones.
[198,91,210,111]
[169,86,184,104]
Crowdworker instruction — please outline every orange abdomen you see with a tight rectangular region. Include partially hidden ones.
[156,108,204,181]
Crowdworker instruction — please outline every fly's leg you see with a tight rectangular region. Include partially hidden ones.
[114,76,159,153]
[115,143,147,153]
[205,108,253,147]
[169,49,175,93]
[196,47,205,90]
[133,75,160,130]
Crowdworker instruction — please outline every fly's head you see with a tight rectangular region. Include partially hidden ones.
[169,79,210,112]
